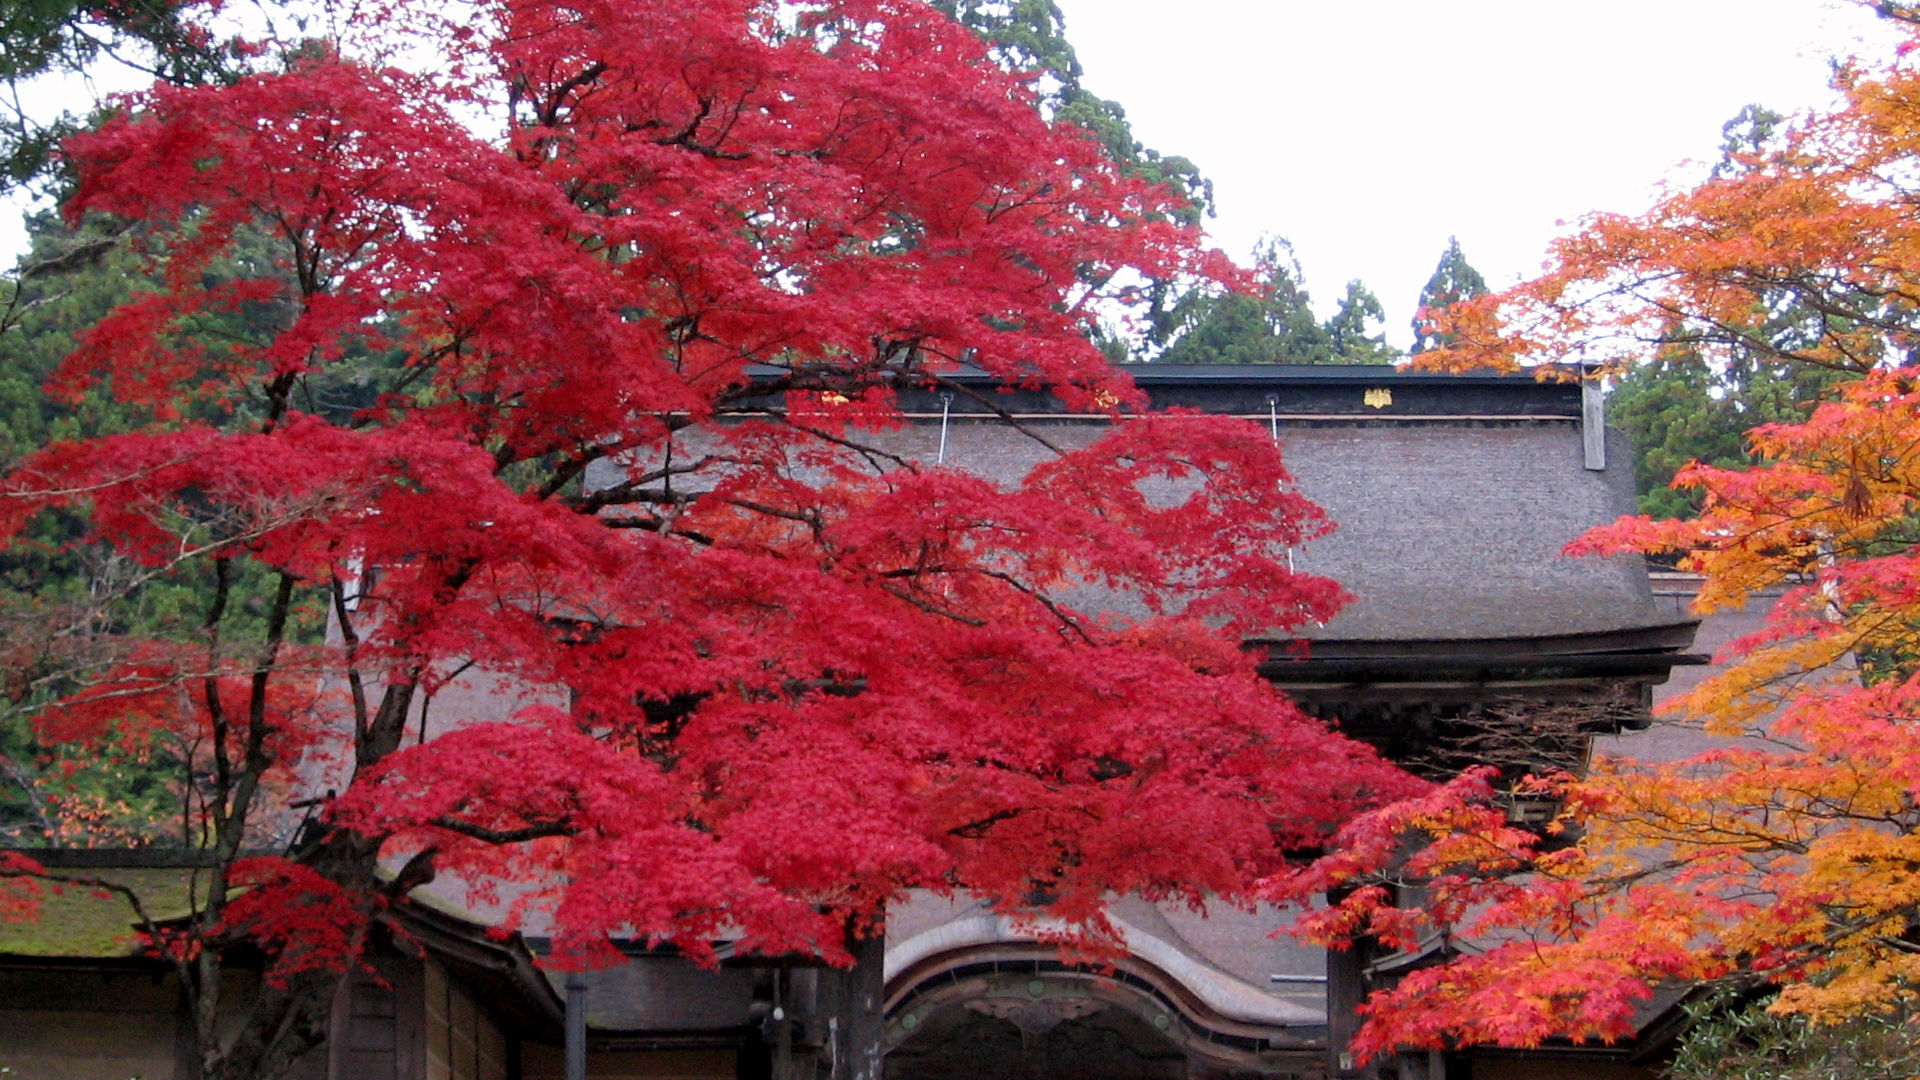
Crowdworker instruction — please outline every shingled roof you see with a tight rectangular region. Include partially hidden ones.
[885,363,1684,646]
[1282,421,1654,641]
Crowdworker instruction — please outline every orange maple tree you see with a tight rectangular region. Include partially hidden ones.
[1266,5,1920,1058]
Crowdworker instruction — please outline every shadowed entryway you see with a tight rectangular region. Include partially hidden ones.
[886,992,1186,1080]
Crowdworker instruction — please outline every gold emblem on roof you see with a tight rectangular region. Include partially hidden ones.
[1363,388,1392,409]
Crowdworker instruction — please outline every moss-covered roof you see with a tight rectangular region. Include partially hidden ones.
[0,865,207,959]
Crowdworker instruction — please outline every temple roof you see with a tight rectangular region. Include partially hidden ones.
[1281,423,1665,641]
[884,364,1684,645]
[0,851,207,959]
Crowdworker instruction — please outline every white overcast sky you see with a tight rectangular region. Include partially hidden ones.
[4,1,1906,349]
[1053,0,1906,347]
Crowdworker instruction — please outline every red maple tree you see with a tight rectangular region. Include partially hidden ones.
[0,2,1418,1076]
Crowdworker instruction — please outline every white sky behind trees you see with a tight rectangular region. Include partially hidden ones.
[1055,0,1906,347]
[2,1,1906,351]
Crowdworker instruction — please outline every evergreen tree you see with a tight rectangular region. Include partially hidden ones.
[1156,237,1334,365]
[1410,236,1489,354]
[1325,279,1398,364]
[1610,327,1851,519]
[1714,103,1786,178]
[930,0,1212,226]
[1154,240,1402,366]
[0,210,376,844]
[930,1,1213,355]
[1,0,234,195]
[1612,107,1853,518]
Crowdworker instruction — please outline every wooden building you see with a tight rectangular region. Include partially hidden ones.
[870,365,1702,1080]
[0,366,1706,1080]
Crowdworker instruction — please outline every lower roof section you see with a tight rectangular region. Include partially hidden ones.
[1261,622,1705,698]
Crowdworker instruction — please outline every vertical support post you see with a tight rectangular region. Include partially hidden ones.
[1326,940,1371,1080]
[816,932,887,1080]
[936,393,953,465]
[1581,368,1607,471]
[565,970,587,1080]
[1325,882,1379,1080]
[771,969,795,1080]
[844,933,887,1080]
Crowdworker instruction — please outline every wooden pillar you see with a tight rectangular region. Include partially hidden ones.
[1324,881,1382,1080]
[564,971,586,1080]
[1581,368,1607,472]
[820,933,886,1080]
[770,932,887,1080]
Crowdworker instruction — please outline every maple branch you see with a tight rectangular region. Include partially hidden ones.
[534,445,610,501]
[656,95,750,160]
[260,371,301,432]
[1868,2,1920,26]
[203,557,235,834]
[416,660,477,746]
[723,497,822,528]
[227,572,299,829]
[0,864,161,939]
[383,846,440,900]
[429,817,571,845]
[974,569,1095,645]
[534,61,607,126]
[568,458,717,512]
[0,455,188,500]
[876,581,987,627]
[330,573,371,736]
[771,414,920,475]
[599,515,715,545]
[1639,291,1878,376]
[931,374,1066,456]
[947,808,1027,839]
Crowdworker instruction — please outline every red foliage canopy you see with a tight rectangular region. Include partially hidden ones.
[3,0,1416,980]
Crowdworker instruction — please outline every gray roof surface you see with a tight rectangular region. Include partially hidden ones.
[902,415,1659,643]
[587,366,1667,644]
[1283,422,1656,641]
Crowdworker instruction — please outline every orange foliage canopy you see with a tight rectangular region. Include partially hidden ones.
[1269,11,1920,1058]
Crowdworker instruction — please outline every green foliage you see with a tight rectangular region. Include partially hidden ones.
[930,1,1080,98]
[0,709,189,846]
[1606,107,1877,519]
[930,0,1214,226]
[1153,238,1397,365]
[0,213,147,459]
[1610,347,1738,520]
[1667,994,1920,1080]
[1610,332,1849,518]
[928,0,1210,359]
[1410,236,1489,354]
[1714,103,1785,178]
[0,212,340,846]
[1325,280,1398,364]
[0,0,232,195]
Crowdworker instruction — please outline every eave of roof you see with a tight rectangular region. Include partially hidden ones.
[0,849,214,960]
[886,363,1583,419]
[391,895,566,1040]
[0,848,566,1040]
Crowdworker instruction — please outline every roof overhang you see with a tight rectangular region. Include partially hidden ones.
[1258,623,1706,720]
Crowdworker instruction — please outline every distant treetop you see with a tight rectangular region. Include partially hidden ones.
[1410,237,1489,355]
